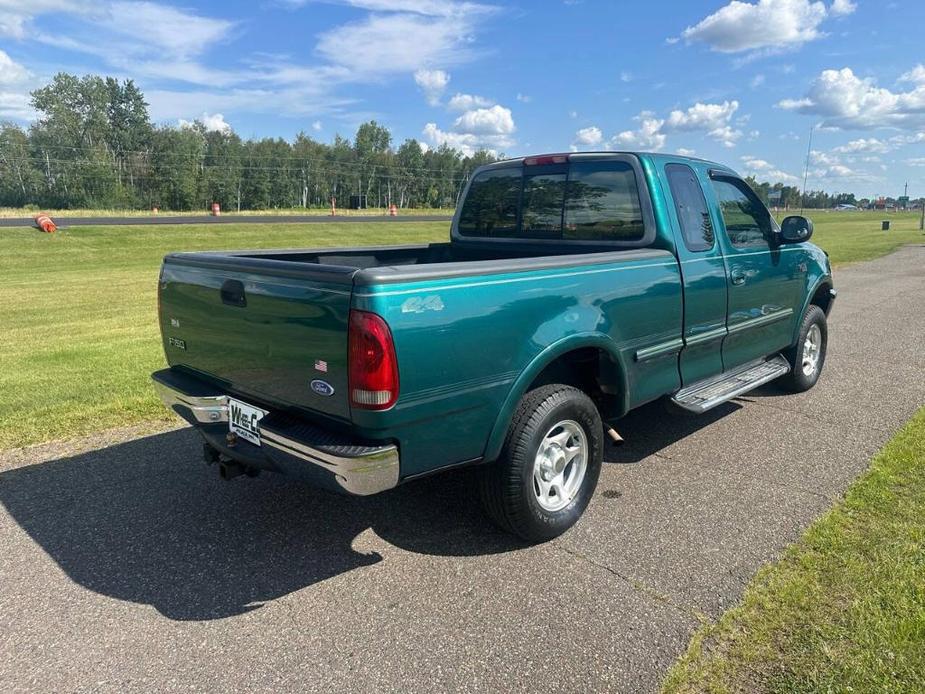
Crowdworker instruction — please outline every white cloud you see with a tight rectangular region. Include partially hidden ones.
[679,0,838,54]
[0,0,90,39]
[899,64,925,86]
[833,138,890,154]
[312,120,323,131]
[178,112,232,133]
[0,48,30,84]
[307,0,467,12]
[423,103,515,155]
[740,155,799,182]
[778,66,925,130]
[516,92,531,103]
[0,90,33,119]
[608,100,747,151]
[453,104,514,135]
[447,92,494,111]
[829,0,856,16]
[573,126,603,147]
[818,163,855,178]
[664,100,743,147]
[709,125,744,148]
[803,149,872,180]
[750,74,766,88]
[675,147,696,156]
[906,157,925,167]
[102,1,235,59]
[665,100,739,131]
[414,68,450,106]
[620,70,632,82]
[613,112,667,151]
[0,0,498,126]
[318,12,476,75]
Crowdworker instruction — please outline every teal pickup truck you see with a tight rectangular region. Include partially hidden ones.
[153,152,835,541]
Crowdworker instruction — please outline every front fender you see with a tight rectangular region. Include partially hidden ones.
[794,274,834,344]
[481,333,628,463]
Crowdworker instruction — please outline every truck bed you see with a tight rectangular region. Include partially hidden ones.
[164,241,672,285]
[158,242,681,470]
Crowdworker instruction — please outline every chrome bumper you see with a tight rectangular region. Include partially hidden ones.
[152,373,399,496]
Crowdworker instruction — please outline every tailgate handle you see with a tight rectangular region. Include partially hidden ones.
[220,279,246,307]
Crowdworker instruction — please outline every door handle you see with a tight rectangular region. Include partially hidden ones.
[730,267,746,285]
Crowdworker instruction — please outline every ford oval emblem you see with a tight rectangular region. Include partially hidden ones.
[310,379,335,397]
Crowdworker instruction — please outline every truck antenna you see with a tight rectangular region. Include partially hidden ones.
[800,125,814,216]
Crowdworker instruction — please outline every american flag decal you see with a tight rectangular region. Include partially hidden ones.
[314,360,328,372]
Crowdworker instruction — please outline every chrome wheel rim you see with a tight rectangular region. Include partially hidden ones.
[533,420,588,512]
[802,324,822,376]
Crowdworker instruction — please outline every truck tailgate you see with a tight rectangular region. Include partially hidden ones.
[157,254,355,421]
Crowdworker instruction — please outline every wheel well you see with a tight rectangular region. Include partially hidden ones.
[810,282,834,315]
[527,348,621,418]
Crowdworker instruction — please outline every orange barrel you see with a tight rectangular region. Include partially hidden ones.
[34,213,57,233]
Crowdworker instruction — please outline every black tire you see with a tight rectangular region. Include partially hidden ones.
[779,304,827,393]
[478,384,603,543]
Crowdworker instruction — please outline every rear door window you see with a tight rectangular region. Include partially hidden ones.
[665,164,714,251]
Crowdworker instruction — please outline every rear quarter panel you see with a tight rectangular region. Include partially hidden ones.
[352,253,683,477]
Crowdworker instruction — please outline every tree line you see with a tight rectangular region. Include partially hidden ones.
[0,73,902,213]
[0,73,497,212]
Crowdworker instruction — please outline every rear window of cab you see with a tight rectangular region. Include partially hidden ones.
[457,161,646,242]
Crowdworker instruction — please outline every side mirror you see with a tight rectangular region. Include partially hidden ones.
[780,215,813,243]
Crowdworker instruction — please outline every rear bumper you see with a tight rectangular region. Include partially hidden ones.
[151,368,399,496]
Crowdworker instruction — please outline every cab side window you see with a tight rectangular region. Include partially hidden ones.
[665,164,714,252]
[711,177,773,249]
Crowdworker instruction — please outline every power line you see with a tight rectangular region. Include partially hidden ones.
[1,143,478,176]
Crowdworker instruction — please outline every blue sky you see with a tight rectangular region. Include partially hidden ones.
[1,0,924,197]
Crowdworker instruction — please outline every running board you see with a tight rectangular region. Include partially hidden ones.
[670,355,790,414]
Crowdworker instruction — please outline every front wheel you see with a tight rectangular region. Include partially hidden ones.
[779,304,827,392]
[478,384,603,543]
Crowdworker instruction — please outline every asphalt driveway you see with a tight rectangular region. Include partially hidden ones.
[1,245,922,693]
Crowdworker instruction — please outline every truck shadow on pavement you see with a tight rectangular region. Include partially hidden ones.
[0,399,736,622]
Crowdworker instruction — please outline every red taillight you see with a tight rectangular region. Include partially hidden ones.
[348,310,399,410]
[523,154,569,166]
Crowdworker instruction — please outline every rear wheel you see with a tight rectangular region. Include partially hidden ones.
[780,304,827,392]
[478,384,603,543]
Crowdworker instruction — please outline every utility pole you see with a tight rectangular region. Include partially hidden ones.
[799,125,814,215]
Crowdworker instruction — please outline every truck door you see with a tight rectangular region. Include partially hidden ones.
[707,173,798,369]
[661,163,728,385]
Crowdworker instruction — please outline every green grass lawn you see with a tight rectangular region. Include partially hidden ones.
[0,206,454,218]
[663,406,925,693]
[0,210,921,450]
[786,210,924,266]
[0,221,448,449]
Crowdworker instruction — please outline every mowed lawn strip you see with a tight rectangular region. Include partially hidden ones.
[793,210,924,266]
[662,407,925,694]
[0,211,921,450]
[0,222,447,449]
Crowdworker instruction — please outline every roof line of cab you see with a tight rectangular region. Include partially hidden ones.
[477,150,736,176]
